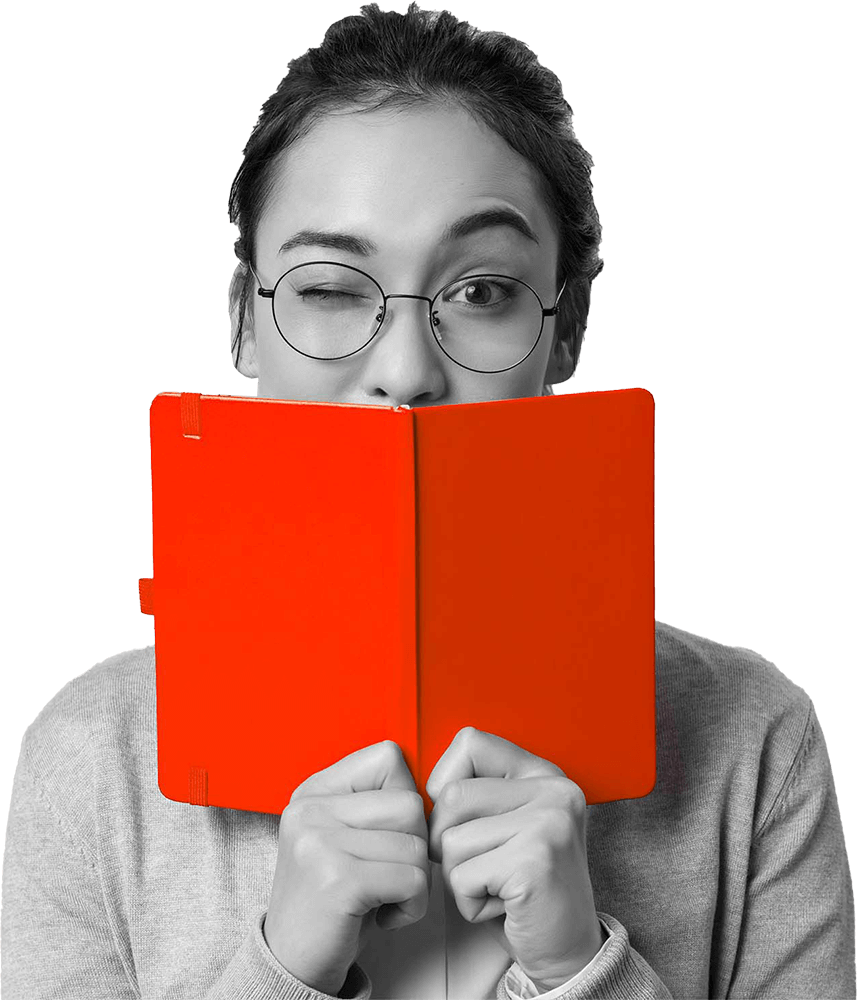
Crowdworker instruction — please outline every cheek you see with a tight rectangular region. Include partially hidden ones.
[254,316,349,401]
[252,302,294,373]
[254,312,283,375]
[486,367,546,402]
[513,336,551,389]
[253,308,303,391]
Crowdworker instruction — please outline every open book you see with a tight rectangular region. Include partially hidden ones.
[139,389,655,815]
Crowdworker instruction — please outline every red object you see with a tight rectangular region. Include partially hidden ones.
[141,389,655,816]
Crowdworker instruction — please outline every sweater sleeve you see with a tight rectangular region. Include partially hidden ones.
[495,910,673,1000]
[504,918,614,999]
[724,701,855,998]
[1,741,372,1000]
[201,911,372,1000]
[496,700,856,1000]
[1,740,140,998]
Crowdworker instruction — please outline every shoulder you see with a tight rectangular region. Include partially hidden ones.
[655,618,811,734]
[654,621,815,831]
[17,644,156,797]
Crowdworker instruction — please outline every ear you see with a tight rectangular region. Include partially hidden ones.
[229,262,259,379]
[544,278,590,387]
[544,327,577,387]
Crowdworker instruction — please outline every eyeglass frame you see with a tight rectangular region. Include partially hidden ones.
[249,260,568,375]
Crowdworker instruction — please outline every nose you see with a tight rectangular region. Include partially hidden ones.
[363,294,447,406]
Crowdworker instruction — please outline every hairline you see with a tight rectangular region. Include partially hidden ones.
[252,90,564,289]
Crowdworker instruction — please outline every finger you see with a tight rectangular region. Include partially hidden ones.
[444,841,520,924]
[436,809,519,891]
[350,861,431,929]
[334,828,432,930]
[291,740,417,800]
[428,776,554,862]
[331,827,429,872]
[425,727,563,805]
[288,787,427,839]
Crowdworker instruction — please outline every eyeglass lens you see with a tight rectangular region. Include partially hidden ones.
[270,262,545,373]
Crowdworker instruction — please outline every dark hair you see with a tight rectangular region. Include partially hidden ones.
[228,2,603,379]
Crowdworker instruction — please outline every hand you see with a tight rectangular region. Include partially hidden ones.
[264,741,431,996]
[425,727,605,991]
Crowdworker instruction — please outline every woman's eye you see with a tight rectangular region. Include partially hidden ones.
[445,278,513,307]
[296,287,361,301]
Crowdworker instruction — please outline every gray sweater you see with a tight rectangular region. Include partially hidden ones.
[2,621,855,998]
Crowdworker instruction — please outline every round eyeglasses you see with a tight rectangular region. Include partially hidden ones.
[252,261,567,374]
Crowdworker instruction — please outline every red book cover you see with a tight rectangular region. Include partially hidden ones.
[140,388,655,815]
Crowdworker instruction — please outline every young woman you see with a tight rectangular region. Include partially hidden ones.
[2,5,854,998]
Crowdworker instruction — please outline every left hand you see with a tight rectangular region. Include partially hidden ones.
[425,727,605,990]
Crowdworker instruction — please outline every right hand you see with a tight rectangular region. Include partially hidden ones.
[263,740,432,995]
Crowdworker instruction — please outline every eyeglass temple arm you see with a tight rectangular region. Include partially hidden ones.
[246,262,275,297]
[543,276,569,317]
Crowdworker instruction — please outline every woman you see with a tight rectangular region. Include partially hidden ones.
[2,5,854,998]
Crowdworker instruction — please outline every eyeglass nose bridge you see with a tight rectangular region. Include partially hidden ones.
[375,292,439,328]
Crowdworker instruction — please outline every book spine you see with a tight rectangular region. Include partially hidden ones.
[397,410,420,811]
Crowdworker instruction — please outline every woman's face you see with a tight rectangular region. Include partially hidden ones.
[233,102,576,407]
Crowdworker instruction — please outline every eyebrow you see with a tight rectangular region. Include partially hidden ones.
[276,207,540,256]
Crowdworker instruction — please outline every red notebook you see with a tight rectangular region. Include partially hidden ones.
[139,389,655,816]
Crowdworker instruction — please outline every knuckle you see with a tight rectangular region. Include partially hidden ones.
[449,863,466,895]
[398,789,425,823]
[563,779,587,814]
[534,835,555,866]
[291,825,327,867]
[280,798,310,835]
[409,832,428,861]
[438,779,464,811]
[287,779,313,803]
[545,775,584,811]
[316,851,351,896]
[455,725,480,746]
[378,740,406,765]
[533,801,577,846]
[544,806,573,841]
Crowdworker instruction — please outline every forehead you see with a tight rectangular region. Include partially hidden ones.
[256,103,557,257]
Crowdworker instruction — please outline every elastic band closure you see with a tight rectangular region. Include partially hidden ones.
[188,766,209,806]
[180,392,202,438]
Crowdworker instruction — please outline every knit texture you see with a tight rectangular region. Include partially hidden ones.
[2,621,855,998]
